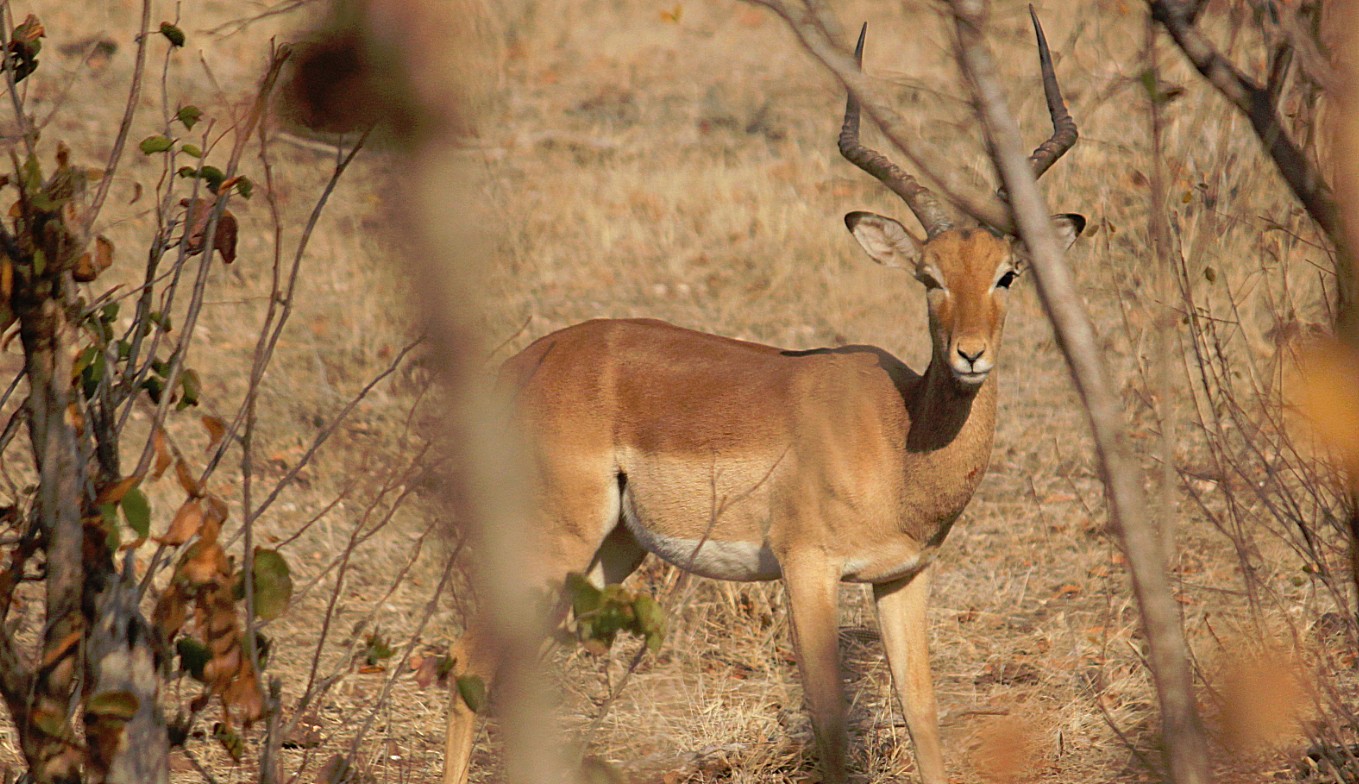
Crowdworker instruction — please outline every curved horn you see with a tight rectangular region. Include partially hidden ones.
[838,23,953,238]
[1027,5,1077,180]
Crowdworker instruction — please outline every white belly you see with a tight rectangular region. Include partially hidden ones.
[621,495,781,581]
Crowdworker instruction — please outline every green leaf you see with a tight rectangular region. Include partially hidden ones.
[456,675,486,713]
[176,637,211,680]
[101,302,120,323]
[32,249,45,275]
[565,572,601,618]
[121,487,150,538]
[234,176,253,199]
[100,503,120,551]
[142,376,164,403]
[21,154,42,193]
[180,143,202,159]
[632,593,666,653]
[176,105,202,130]
[81,349,106,399]
[74,345,99,376]
[176,368,201,410]
[213,723,243,762]
[198,165,224,192]
[86,690,140,721]
[363,633,395,665]
[138,135,174,155]
[250,548,293,621]
[159,22,185,48]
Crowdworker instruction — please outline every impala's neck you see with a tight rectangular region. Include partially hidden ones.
[890,357,1000,544]
[905,358,998,456]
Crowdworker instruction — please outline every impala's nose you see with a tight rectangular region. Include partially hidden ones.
[950,338,992,386]
[957,345,985,365]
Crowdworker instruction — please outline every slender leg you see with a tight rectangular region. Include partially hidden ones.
[782,555,848,783]
[443,523,622,784]
[586,523,647,587]
[873,568,945,784]
[443,626,498,784]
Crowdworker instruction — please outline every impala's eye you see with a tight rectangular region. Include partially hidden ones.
[996,270,1017,289]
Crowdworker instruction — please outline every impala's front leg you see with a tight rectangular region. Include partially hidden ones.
[873,568,946,784]
[783,555,848,783]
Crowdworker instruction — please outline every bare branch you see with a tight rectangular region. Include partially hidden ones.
[79,0,152,239]
[1148,0,1349,328]
[947,3,1211,784]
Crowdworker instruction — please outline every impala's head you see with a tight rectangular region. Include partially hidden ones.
[838,12,1084,391]
[846,212,1084,389]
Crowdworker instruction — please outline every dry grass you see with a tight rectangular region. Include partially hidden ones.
[0,0,1353,782]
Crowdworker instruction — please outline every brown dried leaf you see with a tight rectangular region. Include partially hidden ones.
[215,211,238,264]
[95,475,141,505]
[153,583,187,641]
[179,540,229,586]
[413,655,440,688]
[159,499,204,546]
[152,428,173,479]
[175,458,201,497]
[180,198,238,264]
[283,714,323,749]
[202,415,227,454]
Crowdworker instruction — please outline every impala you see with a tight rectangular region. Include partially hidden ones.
[444,10,1083,784]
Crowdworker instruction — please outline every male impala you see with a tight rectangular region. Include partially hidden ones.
[445,11,1083,784]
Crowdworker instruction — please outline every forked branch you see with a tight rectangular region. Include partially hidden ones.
[1147,0,1349,326]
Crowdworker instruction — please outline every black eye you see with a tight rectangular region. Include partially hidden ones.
[996,271,1017,289]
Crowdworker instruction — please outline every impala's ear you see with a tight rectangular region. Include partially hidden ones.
[1012,213,1086,271]
[845,211,923,270]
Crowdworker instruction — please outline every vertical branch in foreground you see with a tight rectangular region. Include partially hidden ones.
[946,3,1211,784]
[319,1,570,781]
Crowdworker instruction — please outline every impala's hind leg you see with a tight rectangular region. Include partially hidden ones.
[587,517,647,587]
[443,466,631,784]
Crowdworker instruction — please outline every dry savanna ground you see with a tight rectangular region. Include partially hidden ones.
[0,0,1353,782]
